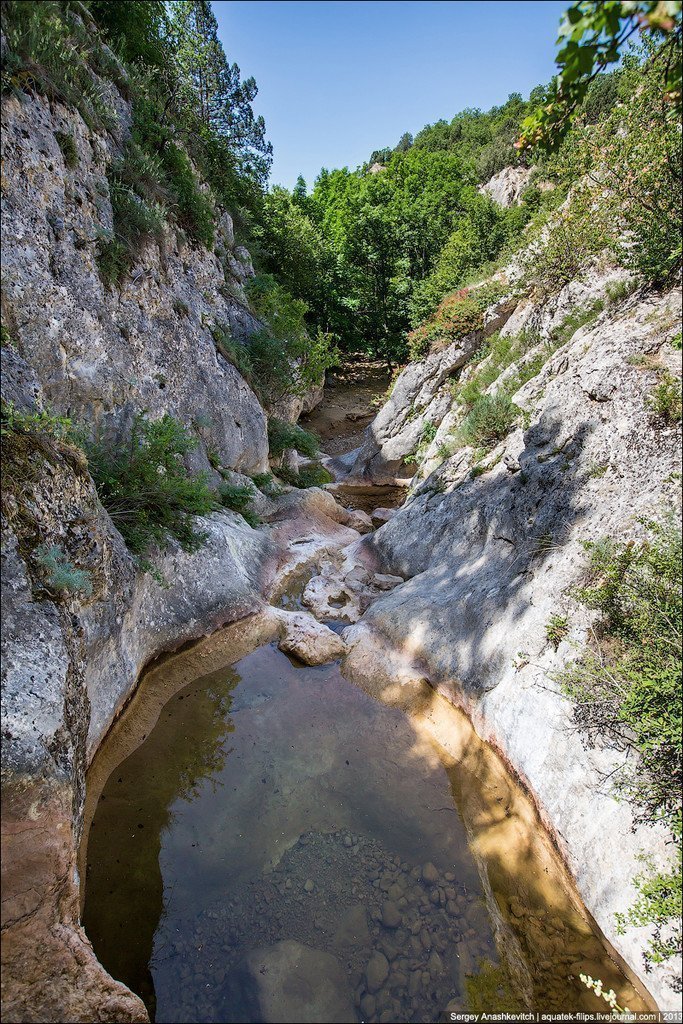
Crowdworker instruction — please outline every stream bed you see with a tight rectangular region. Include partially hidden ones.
[82,637,650,1023]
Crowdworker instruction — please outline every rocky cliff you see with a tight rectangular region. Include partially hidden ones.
[335,268,682,1006]
[1,89,268,476]
[0,67,341,1022]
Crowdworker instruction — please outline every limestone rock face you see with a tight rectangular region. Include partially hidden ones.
[479,164,533,207]
[345,282,682,1006]
[1,91,268,475]
[245,940,355,1024]
[347,330,484,483]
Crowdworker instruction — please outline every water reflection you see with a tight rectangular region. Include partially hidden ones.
[83,643,650,1023]
[83,665,241,1016]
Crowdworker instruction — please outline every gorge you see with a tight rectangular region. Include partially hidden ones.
[1,3,681,1023]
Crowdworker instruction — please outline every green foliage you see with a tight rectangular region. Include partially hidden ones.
[409,203,520,325]
[95,234,130,289]
[159,143,215,248]
[94,171,167,287]
[523,204,612,294]
[557,518,682,970]
[246,275,338,404]
[458,393,518,449]
[250,471,283,497]
[54,129,78,168]
[1,322,14,348]
[34,543,92,597]
[218,482,259,527]
[1,402,76,442]
[548,298,604,347]
[278,462,333,489]
[517,2,682,152]
[605,278,637,305]
[412,91,536,182]
[616,853,682,969]
[532,45,682,286]
[211,322,254,380]
[451,328,550,415]
[88,414,216,556]
[545,613,569,649]
[1,1,121,131]
[88,1,168,67]
[647,371,683,424]
[267,418,319,460]
[407,290,485,360]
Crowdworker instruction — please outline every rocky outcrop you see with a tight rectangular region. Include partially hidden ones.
[479,164,533,207]
[346,295,517,483]
[339,280,682,1006]
[0,257,351,1023]
[1,91,269,475]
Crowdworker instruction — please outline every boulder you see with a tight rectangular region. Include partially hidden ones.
[479,164,534,207]
[246,941,355,1023]
[277,612,346,665]
[345,508,374,534]
[371,507,396,528]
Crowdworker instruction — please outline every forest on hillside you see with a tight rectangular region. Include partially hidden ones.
[4,1,681,381]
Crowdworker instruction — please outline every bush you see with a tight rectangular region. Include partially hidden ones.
[160,143,215,248]
[88,414,216,556]
[523,205,611,295]
[545,613,569,649]
[278,461,332,489]
[459,393,518,449]
[95,173,167,287]
[246,275,338,405]
[95,234,129,289]
[267,418,319,460]
[34,543,92,597]
[54,129,78,168]
[648,372,682,426]
[211,322,254,380]
[408,290,484,360]
[557,519,682,971]
[218,482,259,528]
[250,472,283,497]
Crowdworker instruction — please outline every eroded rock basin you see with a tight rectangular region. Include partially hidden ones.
[81,626,652,1023]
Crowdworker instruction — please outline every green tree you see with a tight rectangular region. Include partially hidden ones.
[517,1,682,152]
[169,0,272,183]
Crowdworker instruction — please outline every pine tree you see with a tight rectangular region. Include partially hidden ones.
[169,0,272,180]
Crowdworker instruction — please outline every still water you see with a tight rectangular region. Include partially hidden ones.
[83,641,649,1023]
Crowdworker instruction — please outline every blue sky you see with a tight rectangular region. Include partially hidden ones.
[212,1,568,190]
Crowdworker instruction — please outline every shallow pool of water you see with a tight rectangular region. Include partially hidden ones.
[83,640,650,1023]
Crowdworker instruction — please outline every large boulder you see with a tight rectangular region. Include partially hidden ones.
[479,165,533,207]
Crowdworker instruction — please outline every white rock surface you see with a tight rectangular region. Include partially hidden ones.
[276,611,346,664]
[479,164,533,207]
[345,282,682,1006]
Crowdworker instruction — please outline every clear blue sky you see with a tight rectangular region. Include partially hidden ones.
[212,1,568,190]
